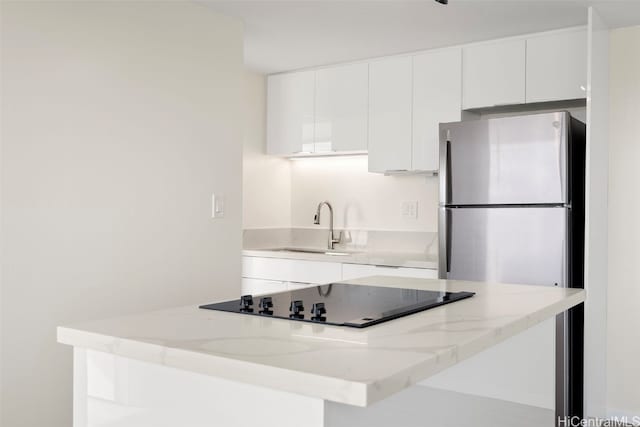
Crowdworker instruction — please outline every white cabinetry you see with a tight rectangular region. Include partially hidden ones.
[368,49,462,173]
[241,278,288,296]
[267,28,587,164]
[242,257,342,285]
[412,48,462,171]
[525,29,587,103]
[267,64,368,156]
[462,39,526,109]
[286,282,316,291]
[267,71,315,155]
[314,63,368,153]
[241,279,316,296]
[341,264,438,281]
[241,256,438,295]
[368,56,413,173]
[462,29,587,109]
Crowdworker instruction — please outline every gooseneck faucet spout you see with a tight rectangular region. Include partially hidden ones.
[314,201,342,250]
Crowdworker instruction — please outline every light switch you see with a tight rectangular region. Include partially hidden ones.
[401,201,418,219]
[212,193,225,218]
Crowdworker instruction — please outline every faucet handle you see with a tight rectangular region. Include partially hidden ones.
[329,230,343,250]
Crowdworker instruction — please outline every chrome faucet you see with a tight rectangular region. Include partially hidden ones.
[313,201,342,250]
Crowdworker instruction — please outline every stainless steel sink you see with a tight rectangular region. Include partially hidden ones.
[270,247,357,256]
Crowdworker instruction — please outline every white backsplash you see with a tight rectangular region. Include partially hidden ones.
[289,156,439,232]
[243,227,438,256]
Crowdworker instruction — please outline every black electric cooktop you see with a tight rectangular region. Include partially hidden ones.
[199,283,474,328]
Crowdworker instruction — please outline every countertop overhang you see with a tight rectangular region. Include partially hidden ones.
[57,276,585,407]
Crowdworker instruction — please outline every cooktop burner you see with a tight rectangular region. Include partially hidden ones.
[199,283,474,328]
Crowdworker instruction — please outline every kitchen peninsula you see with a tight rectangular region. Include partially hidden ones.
[58,276,584,427]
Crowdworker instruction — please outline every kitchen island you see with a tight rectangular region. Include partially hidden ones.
[58,276,584,427]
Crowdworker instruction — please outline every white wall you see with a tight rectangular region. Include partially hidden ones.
[242,72,292,229]
[290,156,438,232]
[607,24,640,419]
[0,2,243,426]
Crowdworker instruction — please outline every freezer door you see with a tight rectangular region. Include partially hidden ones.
[439,112,569,206]
[438,206,568,287]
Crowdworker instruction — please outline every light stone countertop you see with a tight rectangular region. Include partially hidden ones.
[242,248,439,269]
[57,276,584,407]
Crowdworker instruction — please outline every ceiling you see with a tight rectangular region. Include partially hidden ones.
[202,0,640,74]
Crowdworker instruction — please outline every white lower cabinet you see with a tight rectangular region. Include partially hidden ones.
[241,278,317,295]
[241,278,288,296]
[341,263,438,281]
[286,281,317,291]
[242,256,342,284]
[242,256,438,295]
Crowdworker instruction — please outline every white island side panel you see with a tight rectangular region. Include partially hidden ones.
[74,348,325,427]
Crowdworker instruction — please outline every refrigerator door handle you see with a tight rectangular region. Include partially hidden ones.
[561,237,567,287]
[445,139,452,204]
[446,209,452,273]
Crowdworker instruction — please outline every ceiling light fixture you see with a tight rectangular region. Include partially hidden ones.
[434,0,448,4]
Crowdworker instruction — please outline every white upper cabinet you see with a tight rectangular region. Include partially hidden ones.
[525,29,587,103]
[462,39,526,109]
[267,70,315,155]
[368,49,462,173]
[314,63,369,153]
[267,28,587,161]
[368,56,413,173]
[412,48,462,171]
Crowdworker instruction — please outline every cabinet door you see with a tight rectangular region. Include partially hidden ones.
[412,48,462,171]
[526,29,587,103]
[368,56,412,173]
[241,278,288,296]
[315,63,368,153]
[242,256,342,284]
[341,263,438,281]
[286,281,316,291]
[462,39,526,109]
[266,71,315,155]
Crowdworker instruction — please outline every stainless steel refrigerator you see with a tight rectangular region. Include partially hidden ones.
[438,111,585,418]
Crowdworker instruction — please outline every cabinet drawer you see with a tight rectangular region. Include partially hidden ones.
[287,282,316,291]
[341,263,438,281]
[242,256,342,284]
[241,278,288,296]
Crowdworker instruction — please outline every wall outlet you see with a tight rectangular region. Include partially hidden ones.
[401,201,418,219]
[212,193,225,218]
